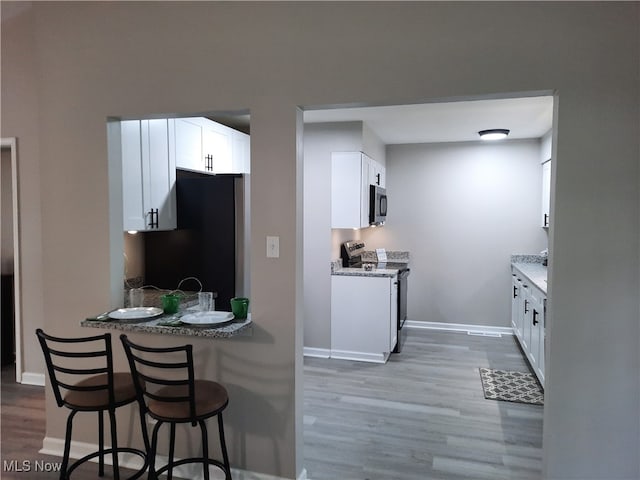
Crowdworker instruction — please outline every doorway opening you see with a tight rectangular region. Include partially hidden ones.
[1,138,22,383]
[107,112,251,310]
[300,91,556,478]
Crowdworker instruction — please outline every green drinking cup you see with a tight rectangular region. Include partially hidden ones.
[161,294,181,314]
[230,297,249,319]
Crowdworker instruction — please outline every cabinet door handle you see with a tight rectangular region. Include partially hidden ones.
[513,286,518,298]
[544,213,549,227]
[524,299,529,314]
[148,208,159,229]
[533,310,539,325]
[376,173,381,185]
[205,154,214,171]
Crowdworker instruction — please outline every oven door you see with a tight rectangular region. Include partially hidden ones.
[393,269,409,353]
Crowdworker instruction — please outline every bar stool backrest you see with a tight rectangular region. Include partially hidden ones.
[35,329,115,409]
[120,335,197,422]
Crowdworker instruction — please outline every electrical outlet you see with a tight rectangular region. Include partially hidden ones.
[266,236,279,258]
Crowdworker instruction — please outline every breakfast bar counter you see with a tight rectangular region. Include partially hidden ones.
[81,311,252,338]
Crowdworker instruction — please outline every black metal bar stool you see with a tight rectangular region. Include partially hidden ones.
[36,329,148,480]
[120,334,232,480]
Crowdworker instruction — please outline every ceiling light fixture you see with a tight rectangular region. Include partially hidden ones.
[478,129,510,141]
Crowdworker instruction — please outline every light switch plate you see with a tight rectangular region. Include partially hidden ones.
[266,236,280,258]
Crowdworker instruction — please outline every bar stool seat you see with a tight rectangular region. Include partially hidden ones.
[36,329,148,480]
[64,372,138,409]
[120,334,232,480]
[148,380,228,421]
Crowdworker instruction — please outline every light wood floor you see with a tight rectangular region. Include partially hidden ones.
[303,328,543,480]
[2,328,542,480]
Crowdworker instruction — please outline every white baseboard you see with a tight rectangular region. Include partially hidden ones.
[41,437,307,480]
[329,349,388,364]
[404,320,514,337]
[303,347,330,358]
[21,371,45,386]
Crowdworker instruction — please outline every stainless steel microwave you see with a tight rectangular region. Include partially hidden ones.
[369,185,387,226]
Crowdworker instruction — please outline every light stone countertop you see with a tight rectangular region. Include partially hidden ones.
[81,314,252,338]
[511,258,547,295]
[331,250,410,278]
[332,266,400,278]
[81,298,252,338]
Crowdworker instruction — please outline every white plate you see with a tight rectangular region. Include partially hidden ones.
[180,311,234,326]
[109,307,163,320]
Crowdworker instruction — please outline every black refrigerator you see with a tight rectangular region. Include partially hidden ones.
[144,170,237,311]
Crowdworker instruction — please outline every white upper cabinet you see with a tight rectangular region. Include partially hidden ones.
[174,118,203,172]
[369,159,385,188]
[202,121,232,173]
[174,117,249,174]
[331,151,386,229]
[331,151,372,229]
[541,160,551,228]
[540,129,552,228]
[540,129,552,163]
[232,129,251,174]
[121,119,177,232]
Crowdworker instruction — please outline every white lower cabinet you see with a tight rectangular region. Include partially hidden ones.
[511,274,524,339]
[511,266,545,387]
[331,274,398,363]
[527,288,545,385]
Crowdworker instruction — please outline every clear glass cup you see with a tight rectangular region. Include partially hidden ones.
[129,288,144,308]
[198,291,214,311]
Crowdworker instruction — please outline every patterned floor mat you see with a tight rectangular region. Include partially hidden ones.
[479,367,544,405]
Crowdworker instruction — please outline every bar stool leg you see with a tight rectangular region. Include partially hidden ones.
[167,422,176,480]
[98,411,105,476]
[217,413,232,480]
[108,408,120,480]
[148,422,161,480]
[61,411,76,480]
[138,407,151,454]
[199,420,210,480]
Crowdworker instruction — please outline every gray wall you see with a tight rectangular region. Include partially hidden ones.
[2,2,638,479]
[303,121,386,350]
[303,122,363,350]
[1,2,46,378]
[363,139,547,327]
